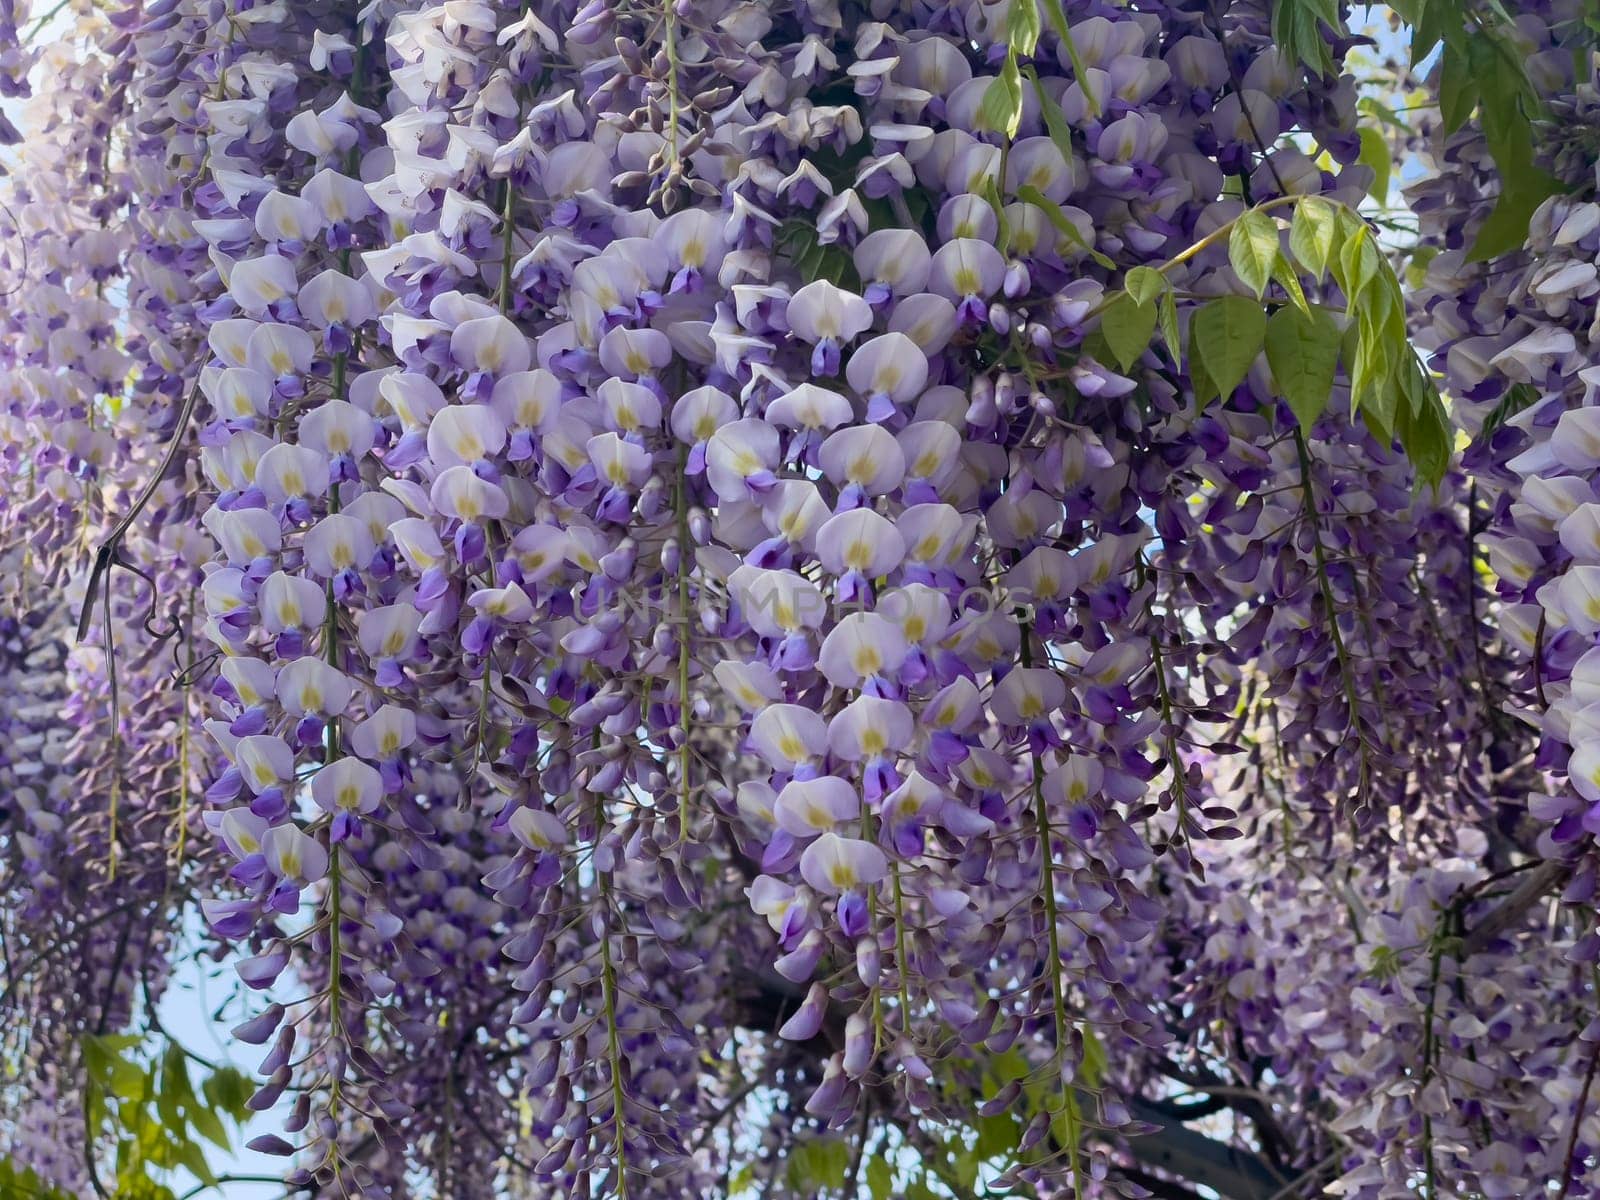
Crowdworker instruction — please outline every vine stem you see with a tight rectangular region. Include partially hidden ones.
[1558,997,1600,1198]
[663,0,681,164]
[1151,195,1302,277]
[1292,425,1373,804]
[1081,193,1306,325]
[1418,935,1444,1198]
[598,866,631,1195]
[675,445,693,841]
[1019,624,1083,1200]
[173,590,195,869]
[1147,621,1189,857]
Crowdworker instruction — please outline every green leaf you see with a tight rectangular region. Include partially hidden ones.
[1438,46,1478,134]
[1334,213,1380,304]
[1006,0,1041,57]
[1266,304,1341,430]
[1394,367,1453,487]
[1467,182,1558,263]
[1357,96,1409,132]
[1356,126,1391,203]
[0,1155,77,1200]
[1079,1025,1108,1089]
[1099,293,1157,373]
[1405,243,1440,289]
[865,1156,895,1199]
[974,1110,1020,1159]
[156,1046,186,1136]
[172,1140,217,1189]
[1124,265,1168,308]
[786,1137,851,1191]
[1460,25,1565,262]
[188,1100,231,1152]
[1405,0,1450,66]
[1228,208,1280,299]
[1477,380,1539,441]
[1271,0,1342,76]
[1157,289,1182,366]
[977,52,1024,138]
[777,220,859,288]
[1018,184,1114,269]
[202,1066,254,1120]
[1272,254,1312,316]
[83,1034,147,1102]
[1288,196,1339,281]
[1027,66,1079,167]
[1192,296,1267,402]
[1187,316,1215,401]
[1040,0,1098,116]
[1350,332,1397,440]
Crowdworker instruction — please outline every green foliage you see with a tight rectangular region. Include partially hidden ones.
[1099,293,1158,373]
[1356,125,1392,203]
[1192,296,1267,403]
[1006,0,1041,59]
[775,220,858,289]
[1266,304,1341,429]
[1270,0,1345,78]
[1475,380,1539,443]
[1123,265,1166,308]
[1038,0,1096,117]
[785,1135,852,1192]
[0,1155,76,1199]
[977,53,1025,139]
[987,1,1099,144]
[1017,184,1113,269]
[1228,208,1281,299]
[1028,67,1076,167]
[1377,0,1564,260]
[1097,195,1453,485]
[1289,196,1338,280]
[79,1032,255,1200]
[865,1154,895,1199]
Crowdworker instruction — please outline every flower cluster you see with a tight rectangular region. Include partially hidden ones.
[1408,7,1600,925]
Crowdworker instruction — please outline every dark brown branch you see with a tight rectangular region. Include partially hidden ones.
[1460,859,1570,957]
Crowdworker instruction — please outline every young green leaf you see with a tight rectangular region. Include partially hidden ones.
[1228,208,1281,299]
[1467,182,1560,263]
[1193,296,1267,402]
[866,1157,895,1200]
[1438,46,1478,134]
[1356,126,1391,203]
[787,1137,852,1191]
[1271,0,1343,76]
[1006,0,1042,57]
[1396,369,1453,487]
[1349,330,1398,440]
[1272,254,1312,316]
[1334,218,1381,305]
[977,53,1025,139]
[1158,289,1182,366]
[1018,184,1114,268]
[1265,304,1341,430]
[1039,0,1098,116]
[1027,67,1079,166]
[1124,264,1168,308]
[1289,196,1339,281]
[1099,293,1157,373]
